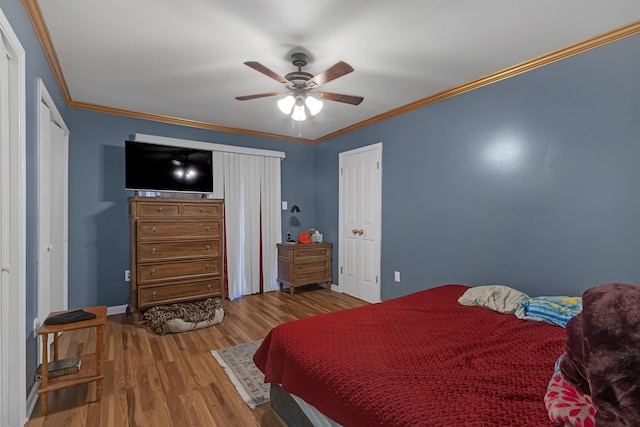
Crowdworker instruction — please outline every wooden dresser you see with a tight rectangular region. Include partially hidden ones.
[277,242,332,295]
[128,197,224,319]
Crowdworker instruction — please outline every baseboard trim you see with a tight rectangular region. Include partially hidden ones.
[26,381,40,419]
[107,304,128,315]
[330,283,341,292]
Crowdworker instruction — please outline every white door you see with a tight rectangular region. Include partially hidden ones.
[1,8,27,425]
[37,80,69,354]
[0,26,10,426]
[339,143,382,303]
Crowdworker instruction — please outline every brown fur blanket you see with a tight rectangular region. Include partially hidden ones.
[560,283,640,426]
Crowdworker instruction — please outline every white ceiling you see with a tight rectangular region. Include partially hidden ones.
[36,1,640,142]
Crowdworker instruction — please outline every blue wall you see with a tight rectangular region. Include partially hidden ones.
[315,34,640,299]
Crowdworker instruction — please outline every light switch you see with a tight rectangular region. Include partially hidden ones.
[394,271,400,282]
[282,201,288,210]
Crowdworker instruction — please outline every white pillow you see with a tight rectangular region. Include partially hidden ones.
[458,285,529,315]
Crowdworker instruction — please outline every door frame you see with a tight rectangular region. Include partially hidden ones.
[338,142,382,301]
[0,8,27,426]
[37,78,69,355]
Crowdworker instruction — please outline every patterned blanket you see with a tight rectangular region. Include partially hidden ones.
[143,297,225,335]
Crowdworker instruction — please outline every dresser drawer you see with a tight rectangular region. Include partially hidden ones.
[294,260,330,273]
[292,246,331,260]
[138,278,221,308]
[135,203,181,217]
[138,240,221,262]
[138,220,222,240]
[138,259,221,283]
[182,203,222,218]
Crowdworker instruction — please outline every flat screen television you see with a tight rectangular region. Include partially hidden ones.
[125,141,213,193]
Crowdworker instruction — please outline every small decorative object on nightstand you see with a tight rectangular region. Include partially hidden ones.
[277,242,332,295]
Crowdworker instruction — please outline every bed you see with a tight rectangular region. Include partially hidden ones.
[254,284,567,426]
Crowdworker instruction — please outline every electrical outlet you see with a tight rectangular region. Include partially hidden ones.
[125,270,131,282]
[33,318,38,336]
[394,271,401,282]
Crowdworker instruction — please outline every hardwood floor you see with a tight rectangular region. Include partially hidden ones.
[26,286,368,427]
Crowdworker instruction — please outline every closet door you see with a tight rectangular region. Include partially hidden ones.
[37,80,69,361]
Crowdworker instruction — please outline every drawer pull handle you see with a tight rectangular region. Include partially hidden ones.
[205,245,210,251]
[206,264,211,270]
[150,269,157,276]
[150,226,157,233]
[206,226,211,232]
[321,251,326,255]
[157,207,163,212]
[151,248,157,255]
[152,291,157,298]
[298,252,303,256]
[199,208,203,213]
[207,284,212,290]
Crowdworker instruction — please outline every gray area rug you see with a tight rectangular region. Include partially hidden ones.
[211,339,269,409]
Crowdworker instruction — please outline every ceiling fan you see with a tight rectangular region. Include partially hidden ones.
[235,52,364,121]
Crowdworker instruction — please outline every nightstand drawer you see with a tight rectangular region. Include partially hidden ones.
[138,259,220,283]
[138,278,221,308]
[138,220,222,239]
[292,246,330,260]
[138,240,221,262]
[292,269,330,284]
[294,260,329,273]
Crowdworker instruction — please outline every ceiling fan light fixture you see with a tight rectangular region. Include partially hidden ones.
[305,95,323,116]
[277,95,295,114]
[291,104,307,121]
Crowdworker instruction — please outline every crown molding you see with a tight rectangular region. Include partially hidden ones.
[315,20,640,143]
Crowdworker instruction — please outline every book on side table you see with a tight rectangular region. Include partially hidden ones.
[35,355,81,381]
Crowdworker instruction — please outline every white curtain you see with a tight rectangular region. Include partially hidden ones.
[261,157,282,292]
[223,153,281,298]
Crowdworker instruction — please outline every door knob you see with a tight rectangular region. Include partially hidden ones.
[357,229,364,235]
[352,229,358,235]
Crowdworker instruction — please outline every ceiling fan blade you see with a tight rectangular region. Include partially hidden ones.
[305,61,354,89]
[235,92,282,101]
[316,91,364,105]
[244,61,294,88]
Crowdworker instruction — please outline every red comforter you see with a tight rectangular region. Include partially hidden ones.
[254,284,565,426]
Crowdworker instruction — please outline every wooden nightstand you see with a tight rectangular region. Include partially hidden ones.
[36,306,107,415]
[277,242,332,295]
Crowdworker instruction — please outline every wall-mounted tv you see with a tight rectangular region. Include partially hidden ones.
[125,141,213,193]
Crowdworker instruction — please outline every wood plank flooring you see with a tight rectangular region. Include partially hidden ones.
[26,286,368,427]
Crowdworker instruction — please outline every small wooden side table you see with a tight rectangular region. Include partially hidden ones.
[277,242,332,295]
[36,305,107,415]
